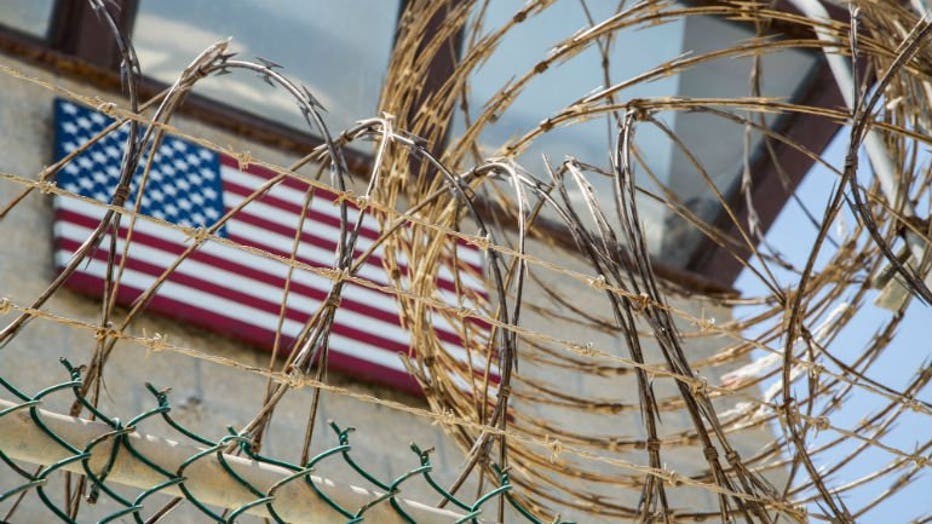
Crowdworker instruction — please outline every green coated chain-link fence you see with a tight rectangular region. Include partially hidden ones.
[0,358,572,523]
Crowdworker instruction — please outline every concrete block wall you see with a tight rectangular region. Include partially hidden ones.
[0,55,782,522]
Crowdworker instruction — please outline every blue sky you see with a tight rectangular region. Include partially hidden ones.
[734,131,932,521]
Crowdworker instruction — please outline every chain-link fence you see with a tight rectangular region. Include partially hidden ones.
[0,358,572,523]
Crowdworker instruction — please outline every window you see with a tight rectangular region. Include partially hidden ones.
[0,0,842,286]
[452,1,820,268]
[132,0,403,139]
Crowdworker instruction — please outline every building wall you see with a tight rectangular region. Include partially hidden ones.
[0,55,782,522]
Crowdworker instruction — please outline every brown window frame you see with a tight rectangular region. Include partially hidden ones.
[678,0,850,287]
[0,0,846,293]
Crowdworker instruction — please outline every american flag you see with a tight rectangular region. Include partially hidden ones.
[51,98,490,394]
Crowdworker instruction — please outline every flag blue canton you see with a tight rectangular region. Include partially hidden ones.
[53,98,227,237]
